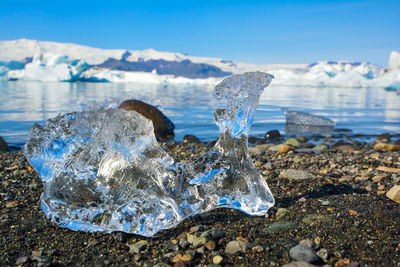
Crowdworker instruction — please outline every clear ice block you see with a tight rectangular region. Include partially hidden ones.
[24,72,275,237]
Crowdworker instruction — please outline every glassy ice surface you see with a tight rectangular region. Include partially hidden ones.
[285,110,335,127]
[24,72,275,237]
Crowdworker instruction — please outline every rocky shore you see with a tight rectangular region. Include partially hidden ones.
[1,133,399,266]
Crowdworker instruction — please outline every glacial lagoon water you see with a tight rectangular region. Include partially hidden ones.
[1,80,400,149]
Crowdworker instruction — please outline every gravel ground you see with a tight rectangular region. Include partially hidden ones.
[1,134,400,266]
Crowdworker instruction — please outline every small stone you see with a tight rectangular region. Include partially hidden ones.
[263,222,298,234]
[182,135,199,144]
[286,138,300,148]
[276,208,289,220]
[6,201,18,208]
[377,166,400,173]
[349,210,358,216]
[302,214,331,226]
[336,144,358,152]
[16,256,29,265]
[196,246,205,254]
[365,185,372,192]
[263,162,273,170]
[187,234,196,244]
[386,185,400,203]
[224,240,247,255]
[280,169,316,180]
[179,239,190,250]
[339,176,354,183]
[372,174,387,183]
[213,255,223,264]
[192,236,207,248]
[171,254,192,263]
[334,258,350,267]
[265,130,281,140]
[298,197,307,203]
[299,240,313,249]
[276,144,294,154]
[314,143,329,151]
[205,240,216,251]
[210,228,225,241]
[289,244,320,263]
[314,237,321,245]
[316,248,329,262]
[321,200,330,206]
[374,142,400,151]
[129,240,147,254]
[189,225,204,233]
[177,232,187,240]
[252,245,264,253]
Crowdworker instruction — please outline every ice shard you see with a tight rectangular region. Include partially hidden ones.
[24,72,275,237]
[285,110,335,127]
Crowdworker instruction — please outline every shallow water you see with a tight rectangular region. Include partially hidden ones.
[1,81,400,148]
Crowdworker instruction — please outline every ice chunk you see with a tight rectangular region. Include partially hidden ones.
[285,110,335,127]
[7,53,88,82]
[389,51,400,70]
[24,72,275,237]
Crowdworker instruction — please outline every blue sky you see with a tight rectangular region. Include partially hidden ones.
[0,0,399,66]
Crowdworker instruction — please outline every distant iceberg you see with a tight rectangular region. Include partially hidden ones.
[389,51,400,70]
[8,53,89,82]
[0,39,399,89]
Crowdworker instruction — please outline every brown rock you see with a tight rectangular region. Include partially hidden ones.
[386,185,400,203]
[119,99,174,140]
[336,144,358,152]
[374,142,400,151]
[277,144,293,154]
[377,166,400,173]
[171,254,192,263]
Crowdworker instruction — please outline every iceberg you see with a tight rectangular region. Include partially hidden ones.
[285,110,335,127]
[8,53,88,82]
[1,39,400,89]
[389,51,400,70]
[24,72,275,237]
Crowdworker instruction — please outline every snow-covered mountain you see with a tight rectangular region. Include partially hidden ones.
[0,39,399,89]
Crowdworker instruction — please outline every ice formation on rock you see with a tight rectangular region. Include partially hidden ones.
[24,72,275,237]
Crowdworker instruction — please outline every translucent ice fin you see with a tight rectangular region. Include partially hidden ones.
[24,72,275,237]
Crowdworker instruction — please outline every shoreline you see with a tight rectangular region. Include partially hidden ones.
[1,135,399,266]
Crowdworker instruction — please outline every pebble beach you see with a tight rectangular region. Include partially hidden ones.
[1,133,400,266]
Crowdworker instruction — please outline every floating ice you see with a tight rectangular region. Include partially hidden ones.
[24,72,275,237]
[285,110,335,127]
[7,53,88,82]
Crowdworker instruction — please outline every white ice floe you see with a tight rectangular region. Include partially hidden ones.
[0,39,399,88]
[389,51,400,70]
[80,68,222,85]
[7,53,88,82]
